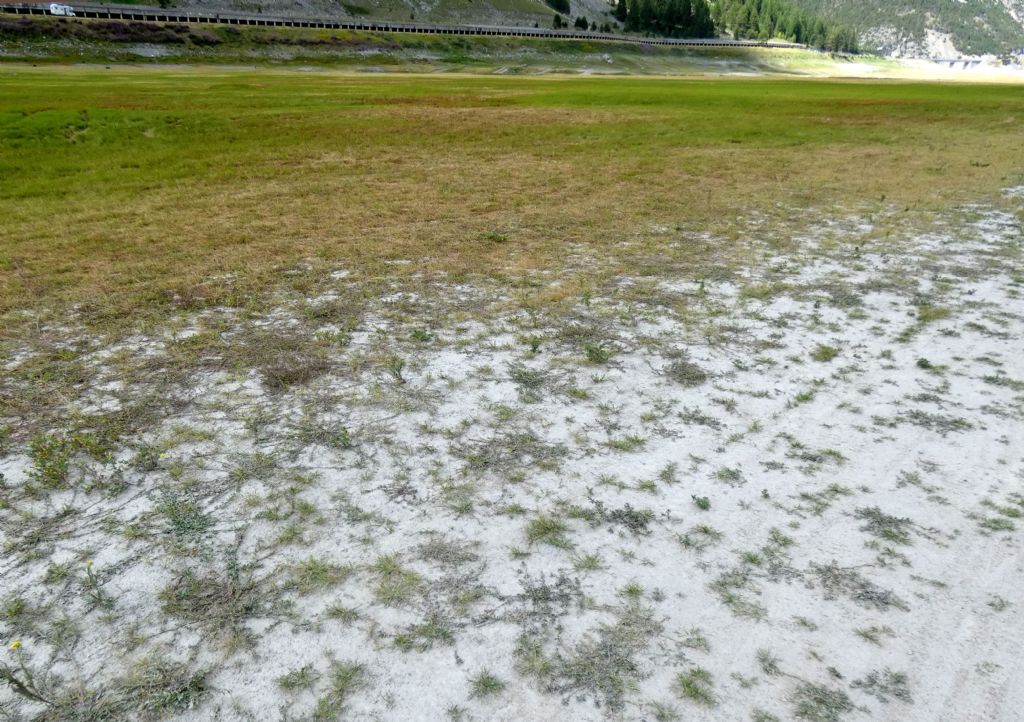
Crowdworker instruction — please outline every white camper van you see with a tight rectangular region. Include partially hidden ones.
[49,3,76,16]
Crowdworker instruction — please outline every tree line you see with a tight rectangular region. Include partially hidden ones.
[604,0,857,52]
[614,0,715,38]
[711,0,858,51]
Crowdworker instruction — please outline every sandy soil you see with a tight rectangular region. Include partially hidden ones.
[1,190,1023,721]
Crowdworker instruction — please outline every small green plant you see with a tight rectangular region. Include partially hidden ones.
[274,521,306,545]
[122,656,211,716]
[810,344,839,362]
[681,628,710,652]
[741,282,789,300]
[815,561,908,610]
[790,681,854,721]
[371,555,422,606]
[469,669,505,698]
[584,343,613,364]
[383,355,406,384]
[507,363,548,390]
[82,560,114,611]
[651,701,682,721]
[574,553,602,571]
[1,641,51,706]
[566,386,590,400]
[480,230,507,243]
[326,604,360,625]
[313,661,366,719]
[979,516,1015,532]
[293,417,353,449]
[158,565,263,641]
[851,668,912,704]
[27,434,73,490]
[692,495,711,511]
[228,451,277,483]
[715,467,744,485]
[658,462,679,484]
[286,558,353,595]
[855,507,914,545]
[157,490,213,543]
[666,358,708,387]
[756,649,781,676]
[607,435,646,452]
[676,666,716,706]
[679,524,722,551]
[855,625,895,646]
[916,305,951,323]
[987,595,1011,611]
[43,562,71,585]
[525,515,571,548]
[395,616,455,652]
[792,389,817,405]
[522,335,544,353]
[507,363,549,402]
[621,581,644,598]
[741,550,764,566]
[278,664,320,692]
[709,570,766,620]
[514,601,661,711]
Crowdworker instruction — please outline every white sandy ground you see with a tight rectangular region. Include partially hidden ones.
[755,54,1024,83]
[1,190,1023,721]
[4,42,1024,83]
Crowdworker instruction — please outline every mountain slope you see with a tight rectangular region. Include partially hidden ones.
[131,0,1024,56]
[173,0,619,28]
[790,0,1024,56]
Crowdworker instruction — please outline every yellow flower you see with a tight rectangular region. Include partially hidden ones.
[10,640,20,650]
[159,452,167,460]
[86,560,94,568]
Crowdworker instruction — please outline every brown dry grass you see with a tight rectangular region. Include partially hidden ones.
[1,67,1022,332]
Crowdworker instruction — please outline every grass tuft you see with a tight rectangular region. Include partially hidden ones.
[676,666,716,706]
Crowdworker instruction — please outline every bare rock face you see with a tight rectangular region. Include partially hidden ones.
[861,26,959,59]
[1002,0,1024,25]
[794,0,1024,58]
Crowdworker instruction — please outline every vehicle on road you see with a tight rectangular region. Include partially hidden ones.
[49,3,75,16]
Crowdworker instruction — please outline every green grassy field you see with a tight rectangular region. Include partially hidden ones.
[1,65,1022,333]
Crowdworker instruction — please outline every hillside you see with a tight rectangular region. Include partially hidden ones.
[791,0,1024,56]
[168,0,849,50]
[171,0,618,28]
[148,0,1024,56]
